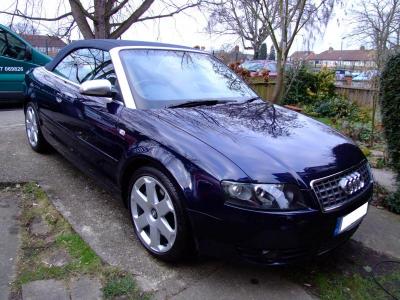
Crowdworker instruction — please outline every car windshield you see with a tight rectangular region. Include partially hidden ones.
[119,49,257,109]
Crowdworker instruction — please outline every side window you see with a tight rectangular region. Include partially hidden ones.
[53,48,116,86]
[73,48,97,83]
[0,29,27,60]
[0,30,7,56]
[90,51,117,85]
[53,53,75,81]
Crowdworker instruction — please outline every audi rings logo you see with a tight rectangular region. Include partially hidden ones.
[338,172,365,195]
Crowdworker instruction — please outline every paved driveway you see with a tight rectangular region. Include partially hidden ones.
[0,108,316,299]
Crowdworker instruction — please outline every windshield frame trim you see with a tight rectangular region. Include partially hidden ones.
[109,46,209,109]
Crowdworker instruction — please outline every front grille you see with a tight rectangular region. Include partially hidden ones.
[311,162,372,211]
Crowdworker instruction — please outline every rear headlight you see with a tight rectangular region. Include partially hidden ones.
[221,181,307,210]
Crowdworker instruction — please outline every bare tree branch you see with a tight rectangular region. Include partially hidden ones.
[0,9,72,21]
[0,0,203,39]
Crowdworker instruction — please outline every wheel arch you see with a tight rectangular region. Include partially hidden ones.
[119,153,192,208]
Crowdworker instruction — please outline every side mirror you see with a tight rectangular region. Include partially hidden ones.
[25,46,33,61]
[79,79,112,97]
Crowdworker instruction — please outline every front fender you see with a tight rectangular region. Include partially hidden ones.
[117,107,250,211]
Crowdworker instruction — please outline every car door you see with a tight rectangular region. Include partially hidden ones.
[53,48,125,184]
[0,28,37,100]
[37,52,79,149]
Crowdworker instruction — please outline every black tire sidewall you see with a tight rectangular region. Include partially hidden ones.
[127,166,189,262]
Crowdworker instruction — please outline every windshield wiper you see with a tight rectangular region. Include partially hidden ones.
[242,96,260,103]
[169,99,234,108]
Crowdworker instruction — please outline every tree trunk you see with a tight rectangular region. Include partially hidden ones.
[94,0,107,39]
[253,51,259,59]
[271,51,285,103]
[69,0,94,39]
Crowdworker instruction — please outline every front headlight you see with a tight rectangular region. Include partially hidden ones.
[221,181,307,210]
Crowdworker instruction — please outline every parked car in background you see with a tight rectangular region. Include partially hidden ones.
[24,40,373,264]
[0,24,50,102]
[241,60,293,77]
[335,69,352,80]
[353,70,379,81]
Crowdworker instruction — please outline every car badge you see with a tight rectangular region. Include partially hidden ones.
[338,172,364,195]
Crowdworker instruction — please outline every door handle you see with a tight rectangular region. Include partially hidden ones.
[56,92,75,103]
[56,92,63,103]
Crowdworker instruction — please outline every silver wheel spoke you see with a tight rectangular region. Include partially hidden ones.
[132,186,149,211]
[150,225,160,248]
[155,198,173,217]
[134,214,148,230]
[144,179,158,204]
[33,131,38,143]
[157,218,174,242]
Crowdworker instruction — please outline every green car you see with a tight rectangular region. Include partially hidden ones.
[0,24,51,102]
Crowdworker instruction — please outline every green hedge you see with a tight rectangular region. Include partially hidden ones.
[380,53,400,213]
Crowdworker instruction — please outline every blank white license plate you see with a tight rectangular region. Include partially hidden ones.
[335,202,368,235]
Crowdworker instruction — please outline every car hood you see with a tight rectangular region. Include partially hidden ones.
[150,100,365,187]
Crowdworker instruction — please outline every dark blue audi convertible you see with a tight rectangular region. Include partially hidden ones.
[24,40,373,264]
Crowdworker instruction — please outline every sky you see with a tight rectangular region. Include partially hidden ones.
[122,2,356,55]
[0,0,361,55]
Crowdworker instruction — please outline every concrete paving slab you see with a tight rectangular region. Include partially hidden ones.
[0,189,21,300]
[169,263,314,300]
[42,249,72,267]
[70,276,102,300]
[353,205,400,260]
[21,279,69,300]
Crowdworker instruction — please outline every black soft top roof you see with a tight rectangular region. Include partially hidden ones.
[45,39,194,70]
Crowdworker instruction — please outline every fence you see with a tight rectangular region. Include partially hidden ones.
[247,78,377,108]
[334,84,377,108]
[247,78,276,100]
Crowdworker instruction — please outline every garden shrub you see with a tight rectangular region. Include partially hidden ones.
[283,65,336,105]
[339,120,372,143]
[380,53,400,213]
[313,96,359,119]
[282,65,376,144]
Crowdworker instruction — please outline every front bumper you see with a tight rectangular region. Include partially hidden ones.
[188,184,373,265]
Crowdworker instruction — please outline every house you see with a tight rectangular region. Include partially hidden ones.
[21,34,67,57]
[289,51,315,62]
[310,47,376,70]
[212,46,250,64]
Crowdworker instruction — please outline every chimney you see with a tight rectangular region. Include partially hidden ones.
[328,47,334,52]
[360,45,366,51]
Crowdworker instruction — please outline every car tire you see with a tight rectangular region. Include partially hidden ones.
[25,103,49,153]
[127,166,190,262]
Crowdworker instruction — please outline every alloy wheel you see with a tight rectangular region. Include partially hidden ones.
[130,176,177,253]
[26,106,39,147]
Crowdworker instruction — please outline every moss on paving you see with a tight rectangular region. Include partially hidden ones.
[102,269,149,300]
[8,182,148,300]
